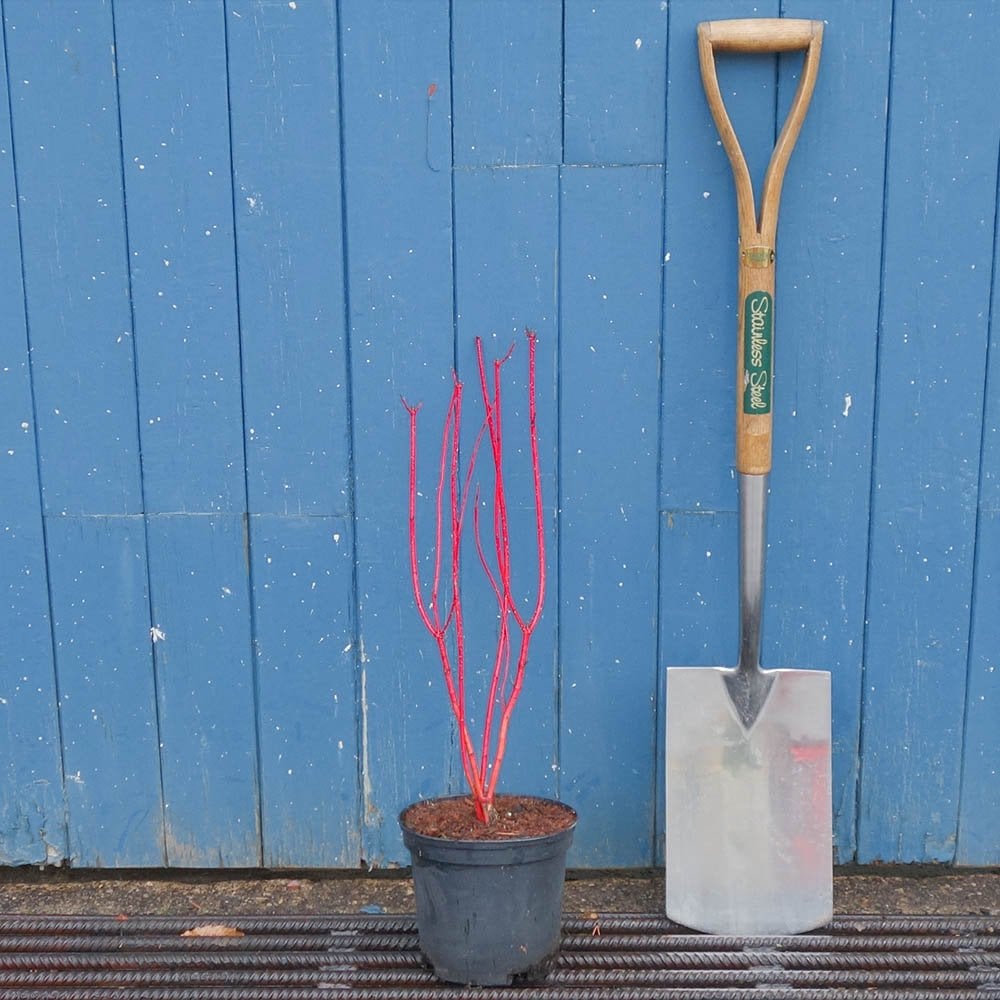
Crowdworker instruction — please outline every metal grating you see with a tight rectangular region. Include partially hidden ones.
[0,913,996,999]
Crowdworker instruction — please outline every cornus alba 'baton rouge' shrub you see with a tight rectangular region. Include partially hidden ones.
[402,331,544,825]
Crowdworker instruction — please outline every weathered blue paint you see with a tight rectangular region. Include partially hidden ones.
[0,0,998,869]
[251,515,361,867]
[45,517,163,867]
[228,1,360,865]
[452,0,562,167]
[564,0,668,166]
[4,0,142,516]
[0,29,65,865]
[857,1,1000,863]
[559,165,663,865]
[115,2,247,515]
[958,513,1000,864]
[227,0,352,517]
[146,514,259,867]
[956,174,1000,864]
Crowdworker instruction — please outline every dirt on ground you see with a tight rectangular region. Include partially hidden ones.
[0,867,996,918]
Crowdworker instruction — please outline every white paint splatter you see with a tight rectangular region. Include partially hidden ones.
[842,393,853,417]
[150,626,166,643]
[634,37,642,50]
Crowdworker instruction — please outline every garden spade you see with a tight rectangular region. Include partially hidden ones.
[664,18,831,936]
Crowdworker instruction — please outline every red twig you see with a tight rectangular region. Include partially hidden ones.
[404,331,544,823]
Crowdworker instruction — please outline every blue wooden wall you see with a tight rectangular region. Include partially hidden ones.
[0,0,997,869]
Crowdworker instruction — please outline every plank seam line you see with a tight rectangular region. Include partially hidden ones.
[220,0,266,869]
[953,128,1000,861]
[108,0,169,866]
[334,0,367,866]
[651,0,673,868]
[662,509,735,519]
[40,512,355,519]
[855,0,897,865]
[559,0,566,164]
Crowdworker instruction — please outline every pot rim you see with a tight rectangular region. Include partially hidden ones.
[399,793,577,846]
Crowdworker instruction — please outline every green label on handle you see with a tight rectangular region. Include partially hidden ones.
[743,291,773,415]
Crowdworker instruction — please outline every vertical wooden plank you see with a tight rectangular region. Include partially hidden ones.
[227,0,351,517]
[0,26,65,864]
[4,0,160,868]
[341,0,455,864]
[956,169,1000,865]
[46,517,164,867]
[858,1,1000,862]
[226,0,359,867]
[114,0,245,515]
[564,0,668,166]
[767,0,892,862]
[559,165,663,865]
[145,515,260,867]
[113,3,261,867]
[452,166,559,800]
[452,0,562,167]
[251,515,360,866]
[657,0,779,865]
[4,0,141,515]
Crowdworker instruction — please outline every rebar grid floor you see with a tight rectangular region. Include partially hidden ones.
[0,913,996,999]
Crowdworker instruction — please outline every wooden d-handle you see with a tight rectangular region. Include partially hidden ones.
[697,18,823,475]
[699,18,821,53]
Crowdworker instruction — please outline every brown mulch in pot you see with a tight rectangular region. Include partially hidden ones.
[401,795,576,841]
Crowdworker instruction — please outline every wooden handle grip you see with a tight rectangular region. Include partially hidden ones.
[698,18,822,53]
[736,256,775,475]
[698,18,824,475]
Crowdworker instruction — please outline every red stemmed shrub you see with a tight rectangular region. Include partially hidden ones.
[402,331,544,825]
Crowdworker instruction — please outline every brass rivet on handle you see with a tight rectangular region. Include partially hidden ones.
[741,245,775,268]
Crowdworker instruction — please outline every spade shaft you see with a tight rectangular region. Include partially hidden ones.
[726,473,773,730]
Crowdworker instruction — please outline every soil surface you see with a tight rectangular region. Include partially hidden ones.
[401,795,577,841]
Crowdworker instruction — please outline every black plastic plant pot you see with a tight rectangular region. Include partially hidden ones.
[399,796,577,986]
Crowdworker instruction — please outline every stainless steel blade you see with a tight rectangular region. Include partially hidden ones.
[665,665,832,935]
